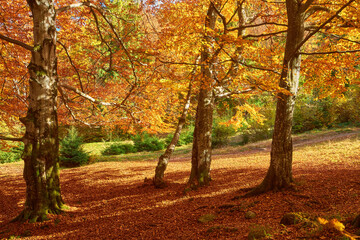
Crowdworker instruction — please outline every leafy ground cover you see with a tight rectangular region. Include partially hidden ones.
[0,129,360,239]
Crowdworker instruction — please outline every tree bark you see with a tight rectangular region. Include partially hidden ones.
[14,0,63,222]
[153,79,193,188]
[188,3,217,187]
[247,0,306,195]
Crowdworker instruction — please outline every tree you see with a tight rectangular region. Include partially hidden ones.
[11,0,62,222]
[0,0,158,222]
[247,0,358,195]
[150,0,262,187]
[188,2,218,187]
[154,76,194,188]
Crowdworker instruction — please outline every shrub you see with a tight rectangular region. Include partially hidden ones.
[101,143,136,155]
[0,144,23,164]
[212,123,236,148]
[164,126,194,146]
[132,133,165,152]
[60,127,89,167]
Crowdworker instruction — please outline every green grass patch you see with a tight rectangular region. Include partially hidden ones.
[92,144,191,162]
[82,140,133,156]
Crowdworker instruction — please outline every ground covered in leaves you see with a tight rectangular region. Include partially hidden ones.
[1,129,360,239]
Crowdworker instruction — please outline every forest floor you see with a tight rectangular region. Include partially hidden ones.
[1,128,360,239]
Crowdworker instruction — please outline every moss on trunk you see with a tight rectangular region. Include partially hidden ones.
[14,0,64,222]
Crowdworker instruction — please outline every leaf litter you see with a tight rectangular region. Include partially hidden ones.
[0,130,360,239]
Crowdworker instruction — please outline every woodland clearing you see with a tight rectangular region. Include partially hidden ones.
[1,128,360,239]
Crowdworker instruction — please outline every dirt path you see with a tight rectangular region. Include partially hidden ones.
[172,128,360,162]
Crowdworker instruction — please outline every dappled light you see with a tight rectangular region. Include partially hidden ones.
[1,131,360,239]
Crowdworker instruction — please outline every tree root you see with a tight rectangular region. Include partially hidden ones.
[11,207,63,223]
[153,178,167,189]
[242,182,296,198]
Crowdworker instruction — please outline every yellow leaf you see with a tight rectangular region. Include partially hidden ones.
[328,219,345,232]
[317,217,328,225]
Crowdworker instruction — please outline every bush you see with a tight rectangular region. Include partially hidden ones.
[0,144,23,164]
[132,133,165,152]
[101,143,136,155]
[212,123,236,148]
[60,127,89,167]
[164,126,194,146]
[293,95,331,133]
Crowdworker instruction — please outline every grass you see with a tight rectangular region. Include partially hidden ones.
[83,142,192,162]
[299,138,360,165]
[81,126,360,163]
[82,140,133,156]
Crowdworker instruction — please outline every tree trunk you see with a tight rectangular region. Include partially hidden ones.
[188,4,217,187]
[247,0,306,195]
[14,0,63,222]
[154,79,193,188]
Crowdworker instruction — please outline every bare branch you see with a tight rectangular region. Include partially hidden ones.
[228,22,287,32]
[0,33,33,52]
[300,0,315,13]
[59,83,126,109]
[293,0,355,57]
[57,41,84,91]
[88,3,140,86]
[215,87,254,99]
[157,58,203,66]
[0,135,23,142]
[319,31,360,45]
[57,2,138,85]
[300,49,360,55]
[243,30,287,39]
[211,1,228,33]
[56,2,86,14]
[89,7,113,73]
[58,85,92,126]
[304,6,329,19]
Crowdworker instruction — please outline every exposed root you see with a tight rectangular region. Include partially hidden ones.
[242,182,297,198]
[153,178,167,189]
[11,207,63,223]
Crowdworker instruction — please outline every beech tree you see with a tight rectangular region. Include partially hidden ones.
[150,0,269,187]
[0,0,161,222]
[247,0,359,195]
[188,2,218,186]
[0,0,63,222]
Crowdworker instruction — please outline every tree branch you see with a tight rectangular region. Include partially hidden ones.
[56,2,86,14]
[157,58,203,66]
[57,41,84,91]
[59,83,126,108]
[300,49,360,55]
[0,33,33,52]
[211,1,228,33]
[300,0,315,13]
[243,30,287,39]
[57,1,138,85]
[58,85,92,126]
[319,31,360,45]
[304,6,329,20]
[292,0,355,58]
[239,60,281,75]
[228,22,287,32]
[215,87,254,99]
[88,3,140,86]
[0,135,23,142]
